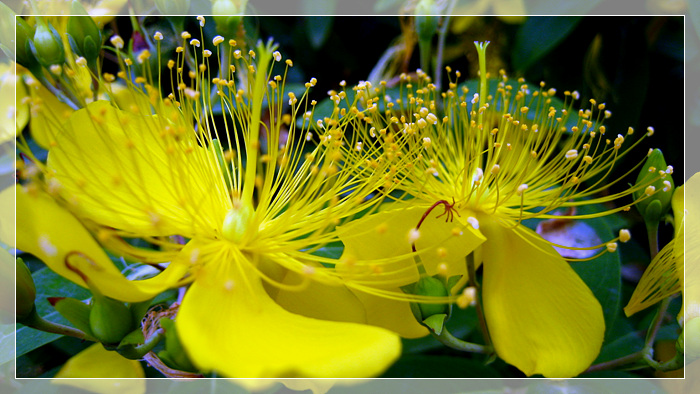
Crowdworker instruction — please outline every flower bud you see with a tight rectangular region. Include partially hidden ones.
[158,317,197,372]
[213,0,247,37]
[15,17,40,70]
[89,295,134,345]
[409,276,451,333]
[16,257,36,320]
[50,297,94,339]
[31,21,65,67]
[154,0,191,15]
[633,149,673,223]
[67,0,102,64]
[414,0,440,42]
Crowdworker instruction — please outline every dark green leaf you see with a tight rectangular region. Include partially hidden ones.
[512,17,583,71]
[305,16,334,49]
[380,354,501,378]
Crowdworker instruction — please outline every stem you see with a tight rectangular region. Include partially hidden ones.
[418,38,431,77]
[20,306,88,340]
[117,328,165,360]
[585,351,644,373]
[432,327,492,354]
[434,0,457,91]
[467,252,492,349]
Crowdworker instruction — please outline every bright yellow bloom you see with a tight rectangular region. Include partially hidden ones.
[53,343,145,394]
[0,62,29,143]
[626,172,697,330]
[13,23,406,378]
[336,42,669,377]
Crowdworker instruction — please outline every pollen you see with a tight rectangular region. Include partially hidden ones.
[408,228,421,244]
[224,279,235,291]
[451,227,463,236]
[517,184,528,196]
[619,229,631,243]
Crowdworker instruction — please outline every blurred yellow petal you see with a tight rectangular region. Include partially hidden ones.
[54,343,145,394]
[684,173,700,325]
[177,242,401,378]
[26,78,73,149]
[0,63,28,143]
[9,184,187,302]
[47,100,226,237]
[479,218,604,377]
[493,0,527,21]
[89,0,128,27]
[337,205,485,289]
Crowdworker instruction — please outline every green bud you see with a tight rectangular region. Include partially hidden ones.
[414,0,440,42]
[213,0,247,37]
[684,317,700,360]
[16,258,36,320]
[154,0,191,15]
[15,17,40,70]
[67,0,102,63]
[633,149,674,223]
[158,317,197,372]
[31,21,65,67]
[412,276,450,321]
[89,295,134,345]
[50,297,95,339]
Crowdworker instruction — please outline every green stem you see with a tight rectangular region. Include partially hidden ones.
[20,306,88,340]
[117,329,166,360]
[467,252,492,349]
[418,38,432,77]
[585,351,644,373]
[432,327,492,354]
[434,0,456,91]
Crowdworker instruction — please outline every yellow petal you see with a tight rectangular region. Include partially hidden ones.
[479,217,604,377]
[9,185,187,302]
[272,265,368,324]
[47,100,227,237]
[0,63,28,143]
[176,242,401,378]
[684,173,700,324]
[352,289,429,338]
[337,205,485,289]
[27,79,73,149]
[494,0,527,19]
[53,343,145,394]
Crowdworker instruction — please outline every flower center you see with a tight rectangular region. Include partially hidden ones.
[222,199,256,243]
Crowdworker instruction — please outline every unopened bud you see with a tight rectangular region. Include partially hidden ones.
[31,21,65,67]
[16,257,36,320]
[633,149,673,223]
[89,295,134,345]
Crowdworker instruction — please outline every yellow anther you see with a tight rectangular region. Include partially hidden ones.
[517,184,528,196]
[110,35,124,49]
[619,229,631,243]
[645,186,656,196]
[606,243,618,253]
[647,126,655,136]
[181,31,191,39]
[565,149,578,160]
[213,36,225,46]
[154,31,163,41]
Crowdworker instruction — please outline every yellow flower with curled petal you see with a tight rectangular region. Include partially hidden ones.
[626,172,697,329]
[12,22,406,378]
[336,42,672,378]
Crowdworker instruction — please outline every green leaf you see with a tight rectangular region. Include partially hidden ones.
[512,17,583,71]
[380,355,502,378]
[568,204,623,338]
[305,16,334,49]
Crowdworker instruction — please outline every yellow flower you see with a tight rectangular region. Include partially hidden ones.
[53,343,145,394]
[13,24,405,378]
[0,62,29,143]
[336,42,669,377]
[626,172,697,329]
